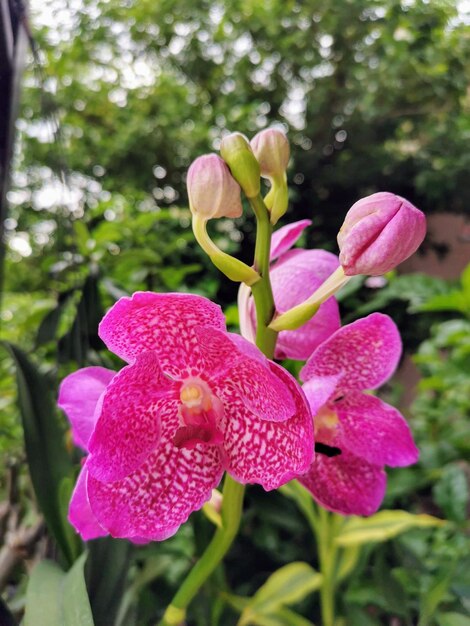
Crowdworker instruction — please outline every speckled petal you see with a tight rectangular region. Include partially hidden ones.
[68,468,107,541]
[219,362,314,490]
[301,313,402,391]
[302,374,343,415]
[58,367,115,451]
[299,450,386,516]
[87,352,178,482]
[98,292,226,375]
[194,326,246,377]
[334,392,419,467]
[271,249,341,360]
[270,219,312,261]
[203,328,296,423]
[87,411,224,541]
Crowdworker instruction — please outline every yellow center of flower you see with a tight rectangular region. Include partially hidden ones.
[174,378,224,450]
[314,405,339,442]
[180,381,212,412]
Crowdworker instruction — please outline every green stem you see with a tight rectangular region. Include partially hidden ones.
[158,475,245,626]
[317,507,338,626]
[249,194,278,359]
[158,192,278,626]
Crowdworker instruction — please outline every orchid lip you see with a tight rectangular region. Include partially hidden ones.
[174,377,225,449]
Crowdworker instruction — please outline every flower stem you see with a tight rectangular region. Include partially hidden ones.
[158,475,245,626]
[157,191,278,626]
[317,507,339,626]
[249,194,278,359]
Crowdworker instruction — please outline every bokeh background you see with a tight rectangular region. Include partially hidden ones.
[1,1,469,625]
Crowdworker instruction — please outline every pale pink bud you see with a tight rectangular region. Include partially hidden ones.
[251,128,290,179]
[338,192,426,276]
[187,154,243,220]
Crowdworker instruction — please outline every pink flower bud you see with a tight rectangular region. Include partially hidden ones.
[251,128,290,179]
[338,192,426,276]
[187,154,243,220]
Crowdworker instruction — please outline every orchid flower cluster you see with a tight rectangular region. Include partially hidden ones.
[58,128,426,624]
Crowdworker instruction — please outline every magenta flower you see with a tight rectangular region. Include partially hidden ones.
[298,313,419,516]
[338,192,426,276]
[239,220,341,360]
[58,292,313,542]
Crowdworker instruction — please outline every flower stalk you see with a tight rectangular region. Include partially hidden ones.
[192,214,261,286]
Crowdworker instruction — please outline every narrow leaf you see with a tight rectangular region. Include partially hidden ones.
[240,562,321,625]
[418,563,457,626]
[335,510,444,547]
[242,609,315,626]
[5,342,76,564]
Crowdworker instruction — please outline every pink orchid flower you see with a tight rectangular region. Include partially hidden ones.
[298,313,419,516]
[58,292,313,542]
[239,220,341,360]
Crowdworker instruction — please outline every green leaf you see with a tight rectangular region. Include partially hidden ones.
[335,510,445,547]
[239,562,322,625]
[433,463,469,523]
[241,608,315,626]
[62,553,95,626]
[221,593,251,614]
[24,560,64,626]
[417,291,467,314]
[73,221,92,257]
[336,545,361,582]
[437,612,470,626]
[87,538,133,626]
[36,290,74,347]
[460,263,470,296]
[4,343,77,565]
[58,271,104,365]
[418,562,457,626]
[24,555,94,626]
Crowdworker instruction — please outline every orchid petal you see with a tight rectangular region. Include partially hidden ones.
[270,220,312,261]
[87,414,223,541]
[68,468,107,541]
[196,327,296,422]
[302,374,343,415]
[334,392,419,467]
[241,248,341,361]
[58,367,115,451]
[87,352,178,482]
[271,249,341,360]
[301,313,402,390]
[219,362,314,490]
[299,450,386,516]
[237,282,256,344]
[98,292,226,374]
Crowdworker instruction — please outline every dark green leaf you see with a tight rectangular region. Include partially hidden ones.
[4,342,77,565]
[86,537,132,626]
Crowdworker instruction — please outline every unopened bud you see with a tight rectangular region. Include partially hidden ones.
[187,154,242,220]
[220,132,260,198]
[251,128,290,179]
[338,192,426,276]
[251,129,290,224]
